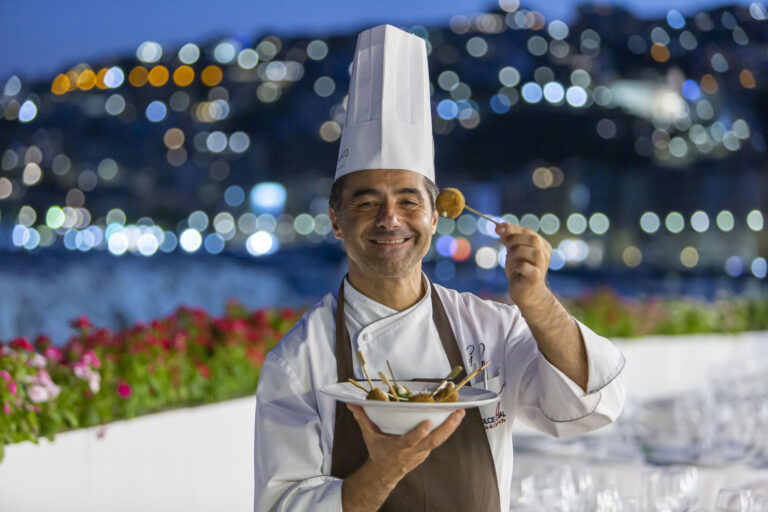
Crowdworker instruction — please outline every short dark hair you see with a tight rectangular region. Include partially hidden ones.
[329,174,439,212]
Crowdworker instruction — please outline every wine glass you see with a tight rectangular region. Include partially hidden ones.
[648,466,699,511]
[528,465,578,512]
[594,488,623,512]
[748,490,768,512]
[715,488,751,512]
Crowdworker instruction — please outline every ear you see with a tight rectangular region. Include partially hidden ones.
[430,209,438,235]
[329,206,344,240]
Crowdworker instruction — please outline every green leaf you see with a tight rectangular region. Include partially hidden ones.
[62,410,79,428]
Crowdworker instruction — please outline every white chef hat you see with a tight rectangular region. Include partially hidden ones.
[335,24,434,181]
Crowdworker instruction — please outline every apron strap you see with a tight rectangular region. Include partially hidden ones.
[429,281,468,383]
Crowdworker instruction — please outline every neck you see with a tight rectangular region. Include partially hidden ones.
[346,266,425,311]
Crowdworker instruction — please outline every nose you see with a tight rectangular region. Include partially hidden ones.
[375,199,401,230]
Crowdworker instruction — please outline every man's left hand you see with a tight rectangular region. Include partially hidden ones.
[495,222,552,309]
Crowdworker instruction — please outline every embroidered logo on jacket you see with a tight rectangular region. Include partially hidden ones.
[483,402,507,430]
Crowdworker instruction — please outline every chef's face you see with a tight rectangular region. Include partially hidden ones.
[329,169,438,280]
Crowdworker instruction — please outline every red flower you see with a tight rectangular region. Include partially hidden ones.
[173,332,187,351]
[9,337,34,352]
[280,308,294,321]
[231,319,247,333]
[34,334,52,351]
[252,310,268,327]
[117,382,132,398]
[246,347,265,366]
[70,316,92,330]
[196,363,211,379]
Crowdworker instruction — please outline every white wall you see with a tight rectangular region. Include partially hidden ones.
[616,330,768,401]
[0,397,257,512]
[0,332,765,511]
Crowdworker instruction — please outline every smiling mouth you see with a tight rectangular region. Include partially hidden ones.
[369,238,410,245]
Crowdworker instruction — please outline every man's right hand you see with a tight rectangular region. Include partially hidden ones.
[341,404,465,512]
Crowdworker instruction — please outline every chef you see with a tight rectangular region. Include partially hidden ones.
[254,24,626,512]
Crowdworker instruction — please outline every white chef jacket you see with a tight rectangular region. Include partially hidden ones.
[254,276,626,512]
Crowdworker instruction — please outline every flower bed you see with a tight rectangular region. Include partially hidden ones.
[0,300,298,461]
[562,288,768,338]
[2,289,766,462]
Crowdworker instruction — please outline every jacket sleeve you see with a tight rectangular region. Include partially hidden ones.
[510,317,627,438]
[254,352,343,512]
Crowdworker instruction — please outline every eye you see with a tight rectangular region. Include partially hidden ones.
[354,200,377,210]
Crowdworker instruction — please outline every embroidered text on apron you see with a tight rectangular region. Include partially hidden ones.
[331,280,501,511]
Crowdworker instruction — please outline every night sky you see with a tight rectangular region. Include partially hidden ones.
[0,0,750,81]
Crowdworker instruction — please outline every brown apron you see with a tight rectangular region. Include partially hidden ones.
[331,280,501,511]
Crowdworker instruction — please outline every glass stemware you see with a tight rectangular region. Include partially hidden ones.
[648,466,699,511]
[715,488,752,512]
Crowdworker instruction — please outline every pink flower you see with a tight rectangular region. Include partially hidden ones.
[44,346,63,363]
[88,373,101,393]
[36,369,55,388]
[0,371,17,396]
[24,370,60,402]
[117,382,132,398]
[82,350,101,369]
[3,403,10,415]
[28,385,50,403]
[28,354,47,368]
[73,362,89,379]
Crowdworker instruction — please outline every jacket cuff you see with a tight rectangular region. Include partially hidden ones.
[536,319,625,422]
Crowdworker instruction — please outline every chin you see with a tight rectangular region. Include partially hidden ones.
[366,260,419,279]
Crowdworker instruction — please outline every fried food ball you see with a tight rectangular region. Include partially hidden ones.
[435,382,458,403]
[366,388,390,401]
[435,188,465,219]
[410,392,436,403]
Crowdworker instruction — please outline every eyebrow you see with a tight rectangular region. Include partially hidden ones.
[350,187,424,199]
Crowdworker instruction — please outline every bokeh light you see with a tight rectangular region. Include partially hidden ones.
[179,229,203,253]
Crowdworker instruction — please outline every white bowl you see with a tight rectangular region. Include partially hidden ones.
[321,380,499,435]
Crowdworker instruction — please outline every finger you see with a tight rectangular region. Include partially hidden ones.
[507,246,546,268]
[500,232,540,249]
[495,222,528,237]
[399,420,433,448]
[510,260,543,281]
[495,222,511,236]
[347,404,383,435]
[420,410,466,450]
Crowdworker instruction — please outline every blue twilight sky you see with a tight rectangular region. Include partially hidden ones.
[0,0,751,82]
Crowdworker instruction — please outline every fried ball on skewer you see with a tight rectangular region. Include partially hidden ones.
[366,388,390,401]
[434,382,459,403]
[409,392,436,403]
[435,188,465,219]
